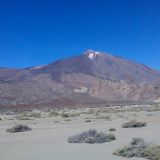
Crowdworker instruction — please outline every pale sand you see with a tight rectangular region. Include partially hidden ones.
[0,105,160,160]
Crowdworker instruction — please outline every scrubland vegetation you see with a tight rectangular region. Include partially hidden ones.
[114,137,160,160]
[122,120,147,128]
[68,129,116,144]
[6,124,32,133]
[0,103,160,160]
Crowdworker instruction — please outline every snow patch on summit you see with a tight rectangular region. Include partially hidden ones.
[88,52,99,60]
[85,50,101,60]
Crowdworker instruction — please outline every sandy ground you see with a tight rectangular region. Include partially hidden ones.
[0,105,160,160]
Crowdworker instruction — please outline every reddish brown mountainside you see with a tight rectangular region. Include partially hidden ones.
[0,50,160,109]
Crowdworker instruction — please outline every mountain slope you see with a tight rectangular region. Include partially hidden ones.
[0,50,160,109]
[41,50,159,83]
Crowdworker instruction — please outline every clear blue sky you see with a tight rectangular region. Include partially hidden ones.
[0,0,160,69]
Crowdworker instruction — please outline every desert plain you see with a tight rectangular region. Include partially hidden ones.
[0,104,160,160]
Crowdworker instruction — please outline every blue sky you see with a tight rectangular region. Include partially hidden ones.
[0,0,160,69]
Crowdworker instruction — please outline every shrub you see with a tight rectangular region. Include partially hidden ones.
[130,137,146,146]
[113,137,160,160]
[64,119,71,121]
[122,120,146,128]
[109,128,116,131]
[61,113,69,118]
[61,112,80,118]
[68,129,116,144]
[29,112,41,118]
[48,111,59,117]
[142,145,160,160]
[16,116,32,120]
[95,115,112,121]
[6,124,32,133]
[85,120,92,123]
[20,112,41,118]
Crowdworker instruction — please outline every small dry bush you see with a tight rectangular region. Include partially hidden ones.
[16,116,32,120]
[6,124,32,133]
[85,120,92,123]
[48,111,59,117]
[68,129,116,144]
[122,120,146,128]
[109,128,116,131]
[114,137,160,160]
[61,113,69,118]
[19,112,41,118]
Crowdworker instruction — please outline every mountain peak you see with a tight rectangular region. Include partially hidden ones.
[0,49,160,108]
[84,49,102,60]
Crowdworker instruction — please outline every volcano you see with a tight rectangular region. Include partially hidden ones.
[0,50,160,109]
